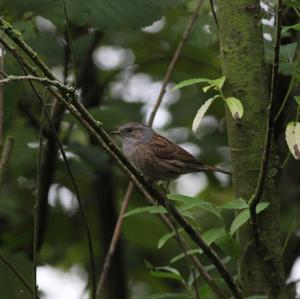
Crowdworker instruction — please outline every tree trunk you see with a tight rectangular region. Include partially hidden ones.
[216,1,287,297]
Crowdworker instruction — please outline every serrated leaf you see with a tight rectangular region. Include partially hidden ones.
[285,122,300,159]
[224,97,244,119]
[170,249,202,264]
[219,198,248,210]
[230,202,270,236]
[192,97,216,133]
[157,228,183,249]
[123,206,167,217]
[282,23,300,33]
[170,78,211,92]
[294,96,300,106]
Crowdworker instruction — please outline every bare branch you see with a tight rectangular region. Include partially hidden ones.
[0,17,242,299]
[0,75,73,93]
[147,0,205,126]
[96,0,226,297]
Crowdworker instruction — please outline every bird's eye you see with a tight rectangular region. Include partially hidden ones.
[127,128,133,133]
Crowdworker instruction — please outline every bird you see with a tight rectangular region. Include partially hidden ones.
[112,122,231,182]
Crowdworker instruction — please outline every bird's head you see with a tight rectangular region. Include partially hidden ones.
[111,122,152,144]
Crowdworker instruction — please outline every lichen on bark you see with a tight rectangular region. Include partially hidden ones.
[216,0,287,297]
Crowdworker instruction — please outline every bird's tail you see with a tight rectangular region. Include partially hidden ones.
[201,164,232,175]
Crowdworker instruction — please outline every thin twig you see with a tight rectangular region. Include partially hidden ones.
[0,19,241,299]
[0,252,36,296]
[97,0,221,297]
[0,75,73,93]
[33,101,45,298]
[0,40,96,298]
[0,136,15,188]
[147,0,204,125]
[209,0,219,28]
[96,183,133,297]
[62,0,78,88]
[249,0,283,244]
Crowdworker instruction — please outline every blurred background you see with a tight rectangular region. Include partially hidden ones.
[0,0,299,298]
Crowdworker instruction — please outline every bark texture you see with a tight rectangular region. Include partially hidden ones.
[216,1,287,297]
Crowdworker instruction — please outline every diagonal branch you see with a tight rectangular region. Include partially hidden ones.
[0,17,242,299]
[0,37,96,298]
[148,0,205,125]
[96,0,226,297]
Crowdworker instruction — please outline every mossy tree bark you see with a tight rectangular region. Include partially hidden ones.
[216,1,287,297]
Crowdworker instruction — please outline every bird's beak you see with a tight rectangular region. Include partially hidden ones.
[111,129,122,136]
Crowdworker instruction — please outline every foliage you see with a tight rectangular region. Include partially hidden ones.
[0,0,299,299]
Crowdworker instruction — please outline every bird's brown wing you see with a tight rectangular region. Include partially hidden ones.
[149,133,200,165]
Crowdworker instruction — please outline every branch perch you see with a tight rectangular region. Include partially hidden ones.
[0,16,242,299]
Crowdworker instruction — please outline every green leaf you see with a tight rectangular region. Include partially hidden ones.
[280,43,297,63]
[0,253,32,299]
[230,202,270,236]
[170,249,202,264]
[224,97,244,119]
[282,23,300,33]
[3,0,180,31]
[210,76,226,90]
[179,199,222,219]
[285,122,300,159]
[202,76,226,93]
[192,97,216,133]
[202,227,226,245]
[145,261,184,282]
[219,198,248,210]
[215,231,240,258]
[157,229,183,249]
[123,206,167,217]
[167,194,194,202]
[284,0,300,7]
[294,96,300,106]
[170,78,211,92]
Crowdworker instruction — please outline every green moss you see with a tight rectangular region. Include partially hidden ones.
[217,0,287,298]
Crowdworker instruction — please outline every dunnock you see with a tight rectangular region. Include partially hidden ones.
[112,122,231,182]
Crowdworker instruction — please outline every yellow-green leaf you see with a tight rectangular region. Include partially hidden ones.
[285,122,300,159]
[224,97,244,119]
[192,97,216,133]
